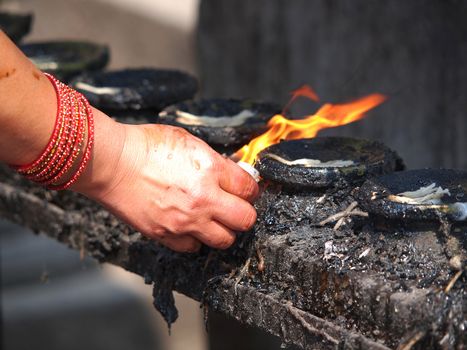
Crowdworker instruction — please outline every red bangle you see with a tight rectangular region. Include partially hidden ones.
[12,74,65,173]
[25,86,75,182]
[48,92,94,190]
[43,94,87,185]
[11,73,95,190]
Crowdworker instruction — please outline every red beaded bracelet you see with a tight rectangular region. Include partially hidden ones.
[12,74,66,174]
[48,91,94,191]
[11,73,95,190]
[25,85,76,182]
[44,94,87,186]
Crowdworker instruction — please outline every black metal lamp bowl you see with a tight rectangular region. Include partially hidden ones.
[158,98,281,150]
[357,169,467,223]
[71,68,198,123]
[21,41,110,82]
[255,137,404,190]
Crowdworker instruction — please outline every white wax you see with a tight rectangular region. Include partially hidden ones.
[237,161,260,182]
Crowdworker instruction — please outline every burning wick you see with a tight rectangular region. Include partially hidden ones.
[237,161,260,182]
[233,84,386,183]
[233,85,386,165]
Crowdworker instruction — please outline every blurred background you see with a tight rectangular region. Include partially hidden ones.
[1,0,199,72]
[1,0,466,349]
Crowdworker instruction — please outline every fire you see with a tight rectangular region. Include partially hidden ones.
[235,87,386,164]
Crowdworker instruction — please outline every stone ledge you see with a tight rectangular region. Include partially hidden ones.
[0,167,465,349]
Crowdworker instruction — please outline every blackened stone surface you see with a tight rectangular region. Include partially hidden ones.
[21,41,109,82]
[256,137,403,190]
[245,183,466,349]
[358,169,467,222]
[0,12,33,43]
[71,68,198,113]
[0,164,465,350]
[159,99,280,147]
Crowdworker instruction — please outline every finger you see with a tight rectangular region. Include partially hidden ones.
[211,190,257,232]
[158,235,202,253]
[192,220,237,250]
[218,158,259,203]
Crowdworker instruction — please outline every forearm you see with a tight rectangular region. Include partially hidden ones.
[0,30,57,165]
[0,31,125,195]
[0,31,258,252]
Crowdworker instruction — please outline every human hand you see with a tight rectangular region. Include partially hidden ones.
[74,110,259,252]
[0,31,257,253]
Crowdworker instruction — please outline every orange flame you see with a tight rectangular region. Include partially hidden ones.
[281,84,320,115]
[235,89,386,164]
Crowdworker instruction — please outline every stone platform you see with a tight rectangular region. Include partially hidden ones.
[0,165,465,350]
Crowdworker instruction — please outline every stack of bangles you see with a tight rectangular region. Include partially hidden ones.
[11,73,94,190]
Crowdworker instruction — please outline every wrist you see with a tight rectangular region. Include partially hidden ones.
[70,108,127,199]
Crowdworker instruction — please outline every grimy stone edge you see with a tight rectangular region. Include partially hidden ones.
[0,173,465,350]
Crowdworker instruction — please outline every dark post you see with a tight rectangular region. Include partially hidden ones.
[197,0,467,169]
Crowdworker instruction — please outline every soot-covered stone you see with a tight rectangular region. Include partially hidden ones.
[71,68,198,113]
[357,169,467,223]
[158,98,281,147]
[0,12,33,43]
[256,137,403,190]
[21,41,109,82]
[1,161,465,349]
